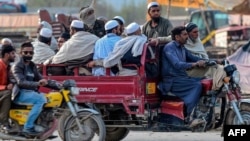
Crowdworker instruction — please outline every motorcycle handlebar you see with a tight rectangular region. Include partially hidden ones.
[205,60,217,66]
[46,80,62,90]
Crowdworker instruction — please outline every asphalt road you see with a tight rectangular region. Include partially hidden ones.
[50,130,223,141]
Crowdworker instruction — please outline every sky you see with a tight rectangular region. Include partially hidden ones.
[102,0,145,10]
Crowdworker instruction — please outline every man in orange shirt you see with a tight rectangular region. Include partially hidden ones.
[0,44,16,131]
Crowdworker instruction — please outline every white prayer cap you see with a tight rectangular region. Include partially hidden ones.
[39,28,52,38]
[113,16,125,25]
[70,20,84,28]
[1,38,12,45]
[147,2,159,10]
[105,20,119,30]
[125,22,140,34]
[40,21,46,25]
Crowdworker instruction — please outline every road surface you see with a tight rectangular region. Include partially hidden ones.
[50,130,223,141]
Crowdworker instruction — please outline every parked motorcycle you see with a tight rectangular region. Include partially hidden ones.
[0,79,106,141]
[160,60,250,132]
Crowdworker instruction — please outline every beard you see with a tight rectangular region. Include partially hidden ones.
[9,58,15,62]
[151,16,160,23]
[190,37,196,43]
[22,56,33,62]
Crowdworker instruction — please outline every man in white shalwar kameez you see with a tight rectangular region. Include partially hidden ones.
[103,22,147,76]
[37,21,58,52]
[32,28,55,64]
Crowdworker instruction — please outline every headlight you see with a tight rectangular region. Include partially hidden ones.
[232,70,240,84]
[70,87,80,95]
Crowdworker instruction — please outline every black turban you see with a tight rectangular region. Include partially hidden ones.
[185,22,198,32]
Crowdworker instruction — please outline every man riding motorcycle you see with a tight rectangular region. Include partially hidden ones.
[11,41,48,136]
[158,26,206,123]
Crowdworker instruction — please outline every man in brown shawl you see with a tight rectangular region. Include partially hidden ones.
[44,20,99,75]
[79,0,105,38]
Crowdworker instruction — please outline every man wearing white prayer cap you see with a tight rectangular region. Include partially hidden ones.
[103,22,147,76]
[147,2,159,10]
[45,19,99,76]
[39,28,52,38]
[142,1,173,46]
[32,27,55,64]
[37,21,58,52]
[113,16,125,35]
[125,22,141,35]
[87,20,122,76]
[70,20,84,36]
[104,20,119,31]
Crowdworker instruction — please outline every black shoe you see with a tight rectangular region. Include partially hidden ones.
[189,119,205,128]
[1,124,14,133]
[22,128,42,137]
[2,124,11,130]
[48,135,58,139]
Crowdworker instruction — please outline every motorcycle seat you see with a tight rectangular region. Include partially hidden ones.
[161,92,181,101]
[11,102,30,109]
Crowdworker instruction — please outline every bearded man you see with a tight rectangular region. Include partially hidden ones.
[142,2,173,46]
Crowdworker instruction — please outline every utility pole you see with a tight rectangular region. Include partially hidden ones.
[167,0,171,18]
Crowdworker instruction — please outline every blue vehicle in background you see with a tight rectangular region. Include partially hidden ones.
[0,0,27,13]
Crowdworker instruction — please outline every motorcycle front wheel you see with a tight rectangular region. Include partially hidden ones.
[64,111,106,141]
[225,102,250,125]
[57,110,71,140]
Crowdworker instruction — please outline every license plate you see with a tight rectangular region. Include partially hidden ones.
[146,83,156,94]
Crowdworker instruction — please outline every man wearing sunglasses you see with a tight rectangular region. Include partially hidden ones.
[11,42,48,136]
[142,2,173,46]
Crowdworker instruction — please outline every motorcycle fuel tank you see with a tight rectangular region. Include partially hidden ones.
[44,92,63,108]
[201,78,213,94]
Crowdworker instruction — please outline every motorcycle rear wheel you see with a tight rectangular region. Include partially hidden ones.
[64,111,106,141]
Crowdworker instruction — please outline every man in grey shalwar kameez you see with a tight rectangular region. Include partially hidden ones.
[142,2,173,46]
